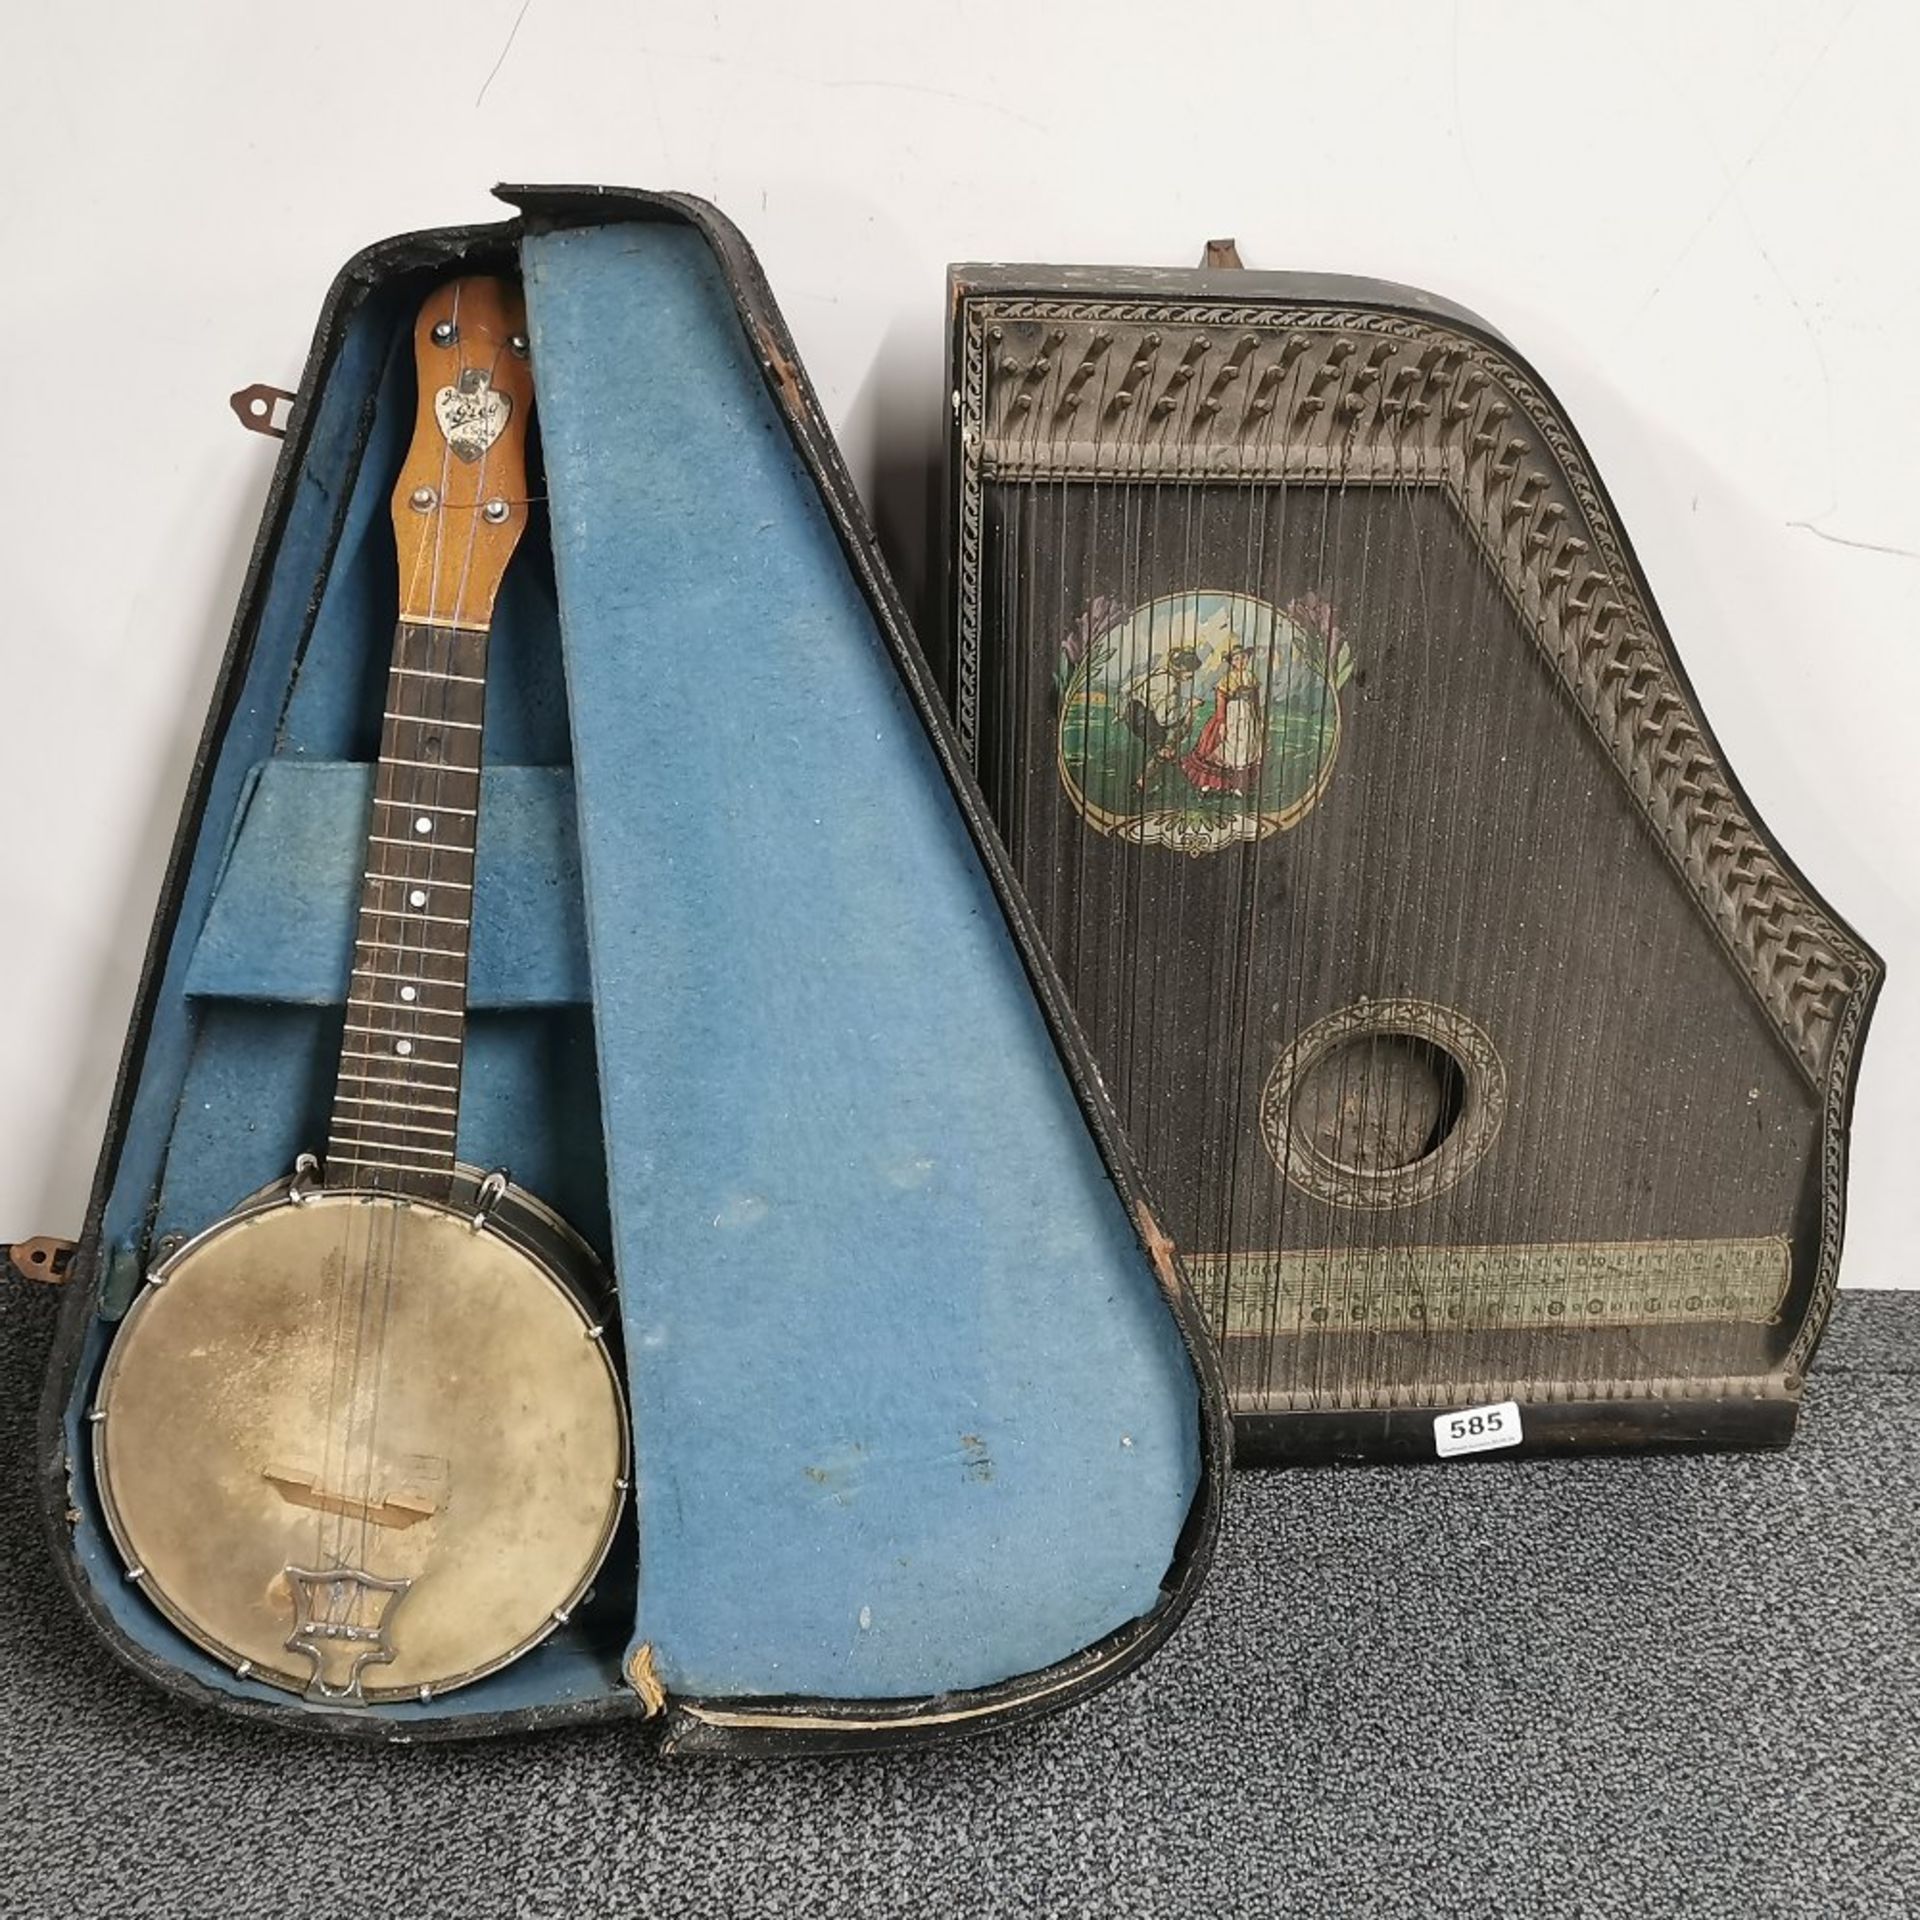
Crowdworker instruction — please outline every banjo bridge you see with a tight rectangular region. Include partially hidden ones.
[263,1464,440,1531]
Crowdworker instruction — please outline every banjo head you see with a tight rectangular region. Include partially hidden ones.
[92,1182,628,1703]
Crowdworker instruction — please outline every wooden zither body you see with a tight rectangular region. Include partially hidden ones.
[946,262,1880,1462]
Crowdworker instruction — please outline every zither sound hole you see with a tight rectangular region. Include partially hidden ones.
[1291,1034,1467,1175]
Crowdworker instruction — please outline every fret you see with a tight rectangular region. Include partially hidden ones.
[336,1029,458,1044]
[331,1150,458,1179]
[346,996,465,1020]
[392,619,486,654]
[371,795,478,816]
[332,1114,462,1142]
[366,839,475,865]
[384,711,482,730]
[390,665,486,686]
[334,1135,460,1162]
[337,1050,462,1081]
[336,1048,461,1067]
[383,669,485,701]
[333,1091,460,1117]
[335,1078,461,1102]
[349,966,465,991]
[361,881,474,904]
[357,907,472,927]
[363,876,474,899]
[372,770,480,790]
[354,938,470,962]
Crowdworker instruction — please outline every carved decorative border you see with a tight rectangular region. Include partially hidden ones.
[954,294,1870,1089]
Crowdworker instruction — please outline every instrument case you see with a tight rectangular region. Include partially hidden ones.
[34,188,1227,1750]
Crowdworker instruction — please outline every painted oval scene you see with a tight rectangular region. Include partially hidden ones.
[1056,590,1354,856]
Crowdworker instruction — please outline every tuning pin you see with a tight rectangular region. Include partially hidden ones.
[1490,435,1529,480]
[1275,334,1311,374]
[1378,368,1418,414]
[1565,569,1602,615]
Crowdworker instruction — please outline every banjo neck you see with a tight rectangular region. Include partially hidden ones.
[325,275,536,1200]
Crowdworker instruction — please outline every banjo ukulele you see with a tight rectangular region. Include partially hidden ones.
[91,277,629,1705]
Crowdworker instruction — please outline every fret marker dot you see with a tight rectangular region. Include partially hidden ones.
[394,1039,414,1057]
[408,888,428,907]
[414,816,433,834]
[399,986,417,1003]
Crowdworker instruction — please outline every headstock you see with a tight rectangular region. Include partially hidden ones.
[391,276,535,631]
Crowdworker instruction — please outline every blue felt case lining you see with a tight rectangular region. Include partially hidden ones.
[65,217,1202,1721]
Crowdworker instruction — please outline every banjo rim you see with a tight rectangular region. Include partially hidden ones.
[90,1167,630,1705]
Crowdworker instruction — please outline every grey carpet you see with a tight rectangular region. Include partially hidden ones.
[2,1281,1915,1920]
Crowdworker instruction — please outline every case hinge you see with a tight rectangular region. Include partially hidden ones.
[7,1236,76,1286]
[230,383,295,439]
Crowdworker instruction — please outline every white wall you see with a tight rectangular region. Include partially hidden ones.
[2,0,1914,1283]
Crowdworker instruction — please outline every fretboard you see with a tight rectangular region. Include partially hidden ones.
[325,620,489,1198]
